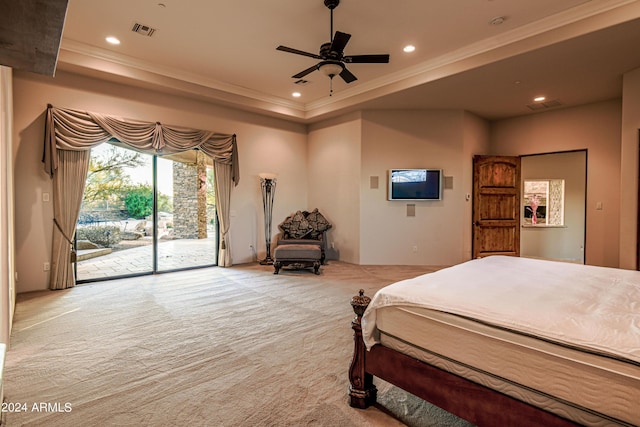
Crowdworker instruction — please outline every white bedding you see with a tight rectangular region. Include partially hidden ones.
[362,256,640,363]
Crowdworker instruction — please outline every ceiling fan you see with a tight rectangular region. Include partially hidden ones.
[276,0,390,94]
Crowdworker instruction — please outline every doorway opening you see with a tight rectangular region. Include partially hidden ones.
[520,150,587,264]
[75,141,218,282]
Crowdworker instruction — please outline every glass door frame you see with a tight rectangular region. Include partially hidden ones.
[75,149,219,284]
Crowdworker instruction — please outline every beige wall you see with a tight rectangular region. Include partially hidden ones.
[307,114,362,264]
[309,109,490,266]
[620,67,640,269]
[490,100,622,267]
[11,70,308,292]
[359,110,468,265]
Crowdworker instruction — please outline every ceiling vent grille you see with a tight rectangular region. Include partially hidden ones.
[526,99,562,111]
[131,23,156,37]
[294,79,310,85]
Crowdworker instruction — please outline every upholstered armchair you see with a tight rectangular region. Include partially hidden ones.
[274,209,332,265]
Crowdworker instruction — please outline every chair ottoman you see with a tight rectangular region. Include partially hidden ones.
[273,243,322,275]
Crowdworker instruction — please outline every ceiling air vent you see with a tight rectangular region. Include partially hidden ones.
[526,99,562,111]
[294,79,310,85]
[131,22,156,37]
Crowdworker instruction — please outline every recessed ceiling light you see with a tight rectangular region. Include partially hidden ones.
[534,96,546,102]
[105,36,121,45]
[292,92,301,98]
[403,45,416,53]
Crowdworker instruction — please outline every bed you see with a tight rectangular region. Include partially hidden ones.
[348,256,640,427]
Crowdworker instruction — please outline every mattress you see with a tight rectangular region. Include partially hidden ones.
[363,256,640,363]
[360,256,640,426]
[376,306,639,426]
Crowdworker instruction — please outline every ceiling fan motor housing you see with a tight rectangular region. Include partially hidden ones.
[320,42,341,59]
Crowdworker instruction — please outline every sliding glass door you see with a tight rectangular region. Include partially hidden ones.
[156,151,217,272]
[75,142,217,282]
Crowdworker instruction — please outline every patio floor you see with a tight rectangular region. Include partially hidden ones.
[76,237,218,281]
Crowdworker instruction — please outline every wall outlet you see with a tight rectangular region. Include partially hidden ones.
[412,245,418,253]
[43,262,50,271]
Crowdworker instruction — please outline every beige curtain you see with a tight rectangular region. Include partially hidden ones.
[214,162,233,267]
[44,105,239,289]
[50,150,90,290]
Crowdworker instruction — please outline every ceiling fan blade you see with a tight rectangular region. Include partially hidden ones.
[277,45,322,60]
[344,54,390,64]
[330,31,351,53]
[292,64,319,79]
[339,67,357,83]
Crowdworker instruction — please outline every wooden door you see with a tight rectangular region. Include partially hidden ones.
[472,156,521,258]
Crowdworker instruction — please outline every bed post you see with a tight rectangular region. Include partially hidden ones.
[348,289,377,408]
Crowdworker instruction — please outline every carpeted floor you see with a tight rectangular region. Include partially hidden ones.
[4,261,472,426]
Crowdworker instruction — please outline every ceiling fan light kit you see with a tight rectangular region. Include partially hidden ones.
[277,0,390,96]
[318,61,344,78]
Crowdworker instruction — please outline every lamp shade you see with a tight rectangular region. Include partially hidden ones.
[258,172,278,180]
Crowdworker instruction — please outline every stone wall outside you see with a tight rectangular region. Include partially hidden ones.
[172,152,210,239]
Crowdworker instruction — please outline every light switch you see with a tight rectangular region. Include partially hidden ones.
[42,192,50,202]
[596,201,603,210]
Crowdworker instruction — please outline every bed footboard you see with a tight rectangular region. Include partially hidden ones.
[348,289,377,408]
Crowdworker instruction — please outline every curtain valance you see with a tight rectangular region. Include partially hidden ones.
[43,105,239,185]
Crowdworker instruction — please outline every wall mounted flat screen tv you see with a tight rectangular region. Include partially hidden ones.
[388,169,442,201]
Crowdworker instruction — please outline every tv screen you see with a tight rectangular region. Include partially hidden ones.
[388,169,442,201]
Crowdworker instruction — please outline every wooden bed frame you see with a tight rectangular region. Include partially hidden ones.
[348,290,580,427]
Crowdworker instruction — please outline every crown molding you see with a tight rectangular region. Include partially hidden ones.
[59,39,306,115]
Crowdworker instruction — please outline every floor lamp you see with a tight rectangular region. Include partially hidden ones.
[259,173,277,265]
